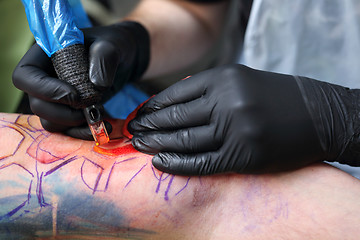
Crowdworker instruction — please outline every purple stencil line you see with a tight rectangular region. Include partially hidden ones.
[7,210,32,223]
[12,121,37,140]
[0,163,34,178]
[0,118,24,125]
[0,119,14,124]
[155,173,163,193]
[1,200,28,220]
[123,162,148,189]
[0,119,15,125]
[162,173,170,181]
[83,157,104,169]
[175,177,191,196]
[151,164,159,179]
[35,156,39,177]
[164,175,175,201]
[27,180,33,204]
[26,115,41,131]
[92,169,103,194]
[15,132,25,155]
[39,173,47,206]
[38,145,69,161]
[35,135,67,160]
[15,115,38,134]
[104,163,116,191]
[36,172,48,207]
[80,159,104,192]
[151,164,170,181]
[44,156,78,177]
[115,157,138,165]
[3,127,25,158]
[26,116,33,129]
[14,115,20,123]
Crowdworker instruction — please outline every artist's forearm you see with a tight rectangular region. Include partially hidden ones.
[125,0,229,79]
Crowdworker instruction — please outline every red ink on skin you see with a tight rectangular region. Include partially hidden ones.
[94,98,150,156]
[94,139,138,156]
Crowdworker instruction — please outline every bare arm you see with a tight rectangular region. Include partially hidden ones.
[0,113,359,239]
[125,0,229,79]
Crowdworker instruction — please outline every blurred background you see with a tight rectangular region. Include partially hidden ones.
[0,0,33,113]
[0,0,239,113]
[0,0,140,113]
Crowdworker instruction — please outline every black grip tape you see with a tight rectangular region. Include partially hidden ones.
[51,44,101,109]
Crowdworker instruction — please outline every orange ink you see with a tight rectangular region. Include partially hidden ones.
[95,98,151,156]
[93,139,138,156]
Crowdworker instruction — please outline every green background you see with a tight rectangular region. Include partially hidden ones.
[0,0,33,113]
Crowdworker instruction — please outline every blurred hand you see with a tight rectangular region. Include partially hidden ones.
[13,21,150,140]
[129,64,360,175]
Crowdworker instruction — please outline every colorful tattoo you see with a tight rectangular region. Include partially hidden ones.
[0,114,191,238]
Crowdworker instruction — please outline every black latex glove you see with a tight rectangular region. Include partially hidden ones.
[12,21,150,140]
[128,64,360,175]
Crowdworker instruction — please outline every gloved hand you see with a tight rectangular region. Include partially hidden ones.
[128,64,360,175]
[12,21,150,140]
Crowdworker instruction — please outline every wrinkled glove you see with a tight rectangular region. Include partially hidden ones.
[128,64,360,175]
[13,21,150,140]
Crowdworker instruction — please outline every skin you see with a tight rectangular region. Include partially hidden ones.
[0,113,359,239]
[124,0,229,79]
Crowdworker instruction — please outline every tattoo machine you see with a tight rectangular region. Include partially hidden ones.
[21,0,109,145]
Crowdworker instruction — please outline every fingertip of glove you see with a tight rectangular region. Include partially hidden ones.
[128,115,154,133]
[89,67,110,91]
[152,153,170,171]
[127,119,138,133]
[132,134,158,155]
[132,135,146,150]
[137,103,157,115]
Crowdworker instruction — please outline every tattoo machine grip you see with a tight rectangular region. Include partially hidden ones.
[51,44,100,109]
[51,44,109,145]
